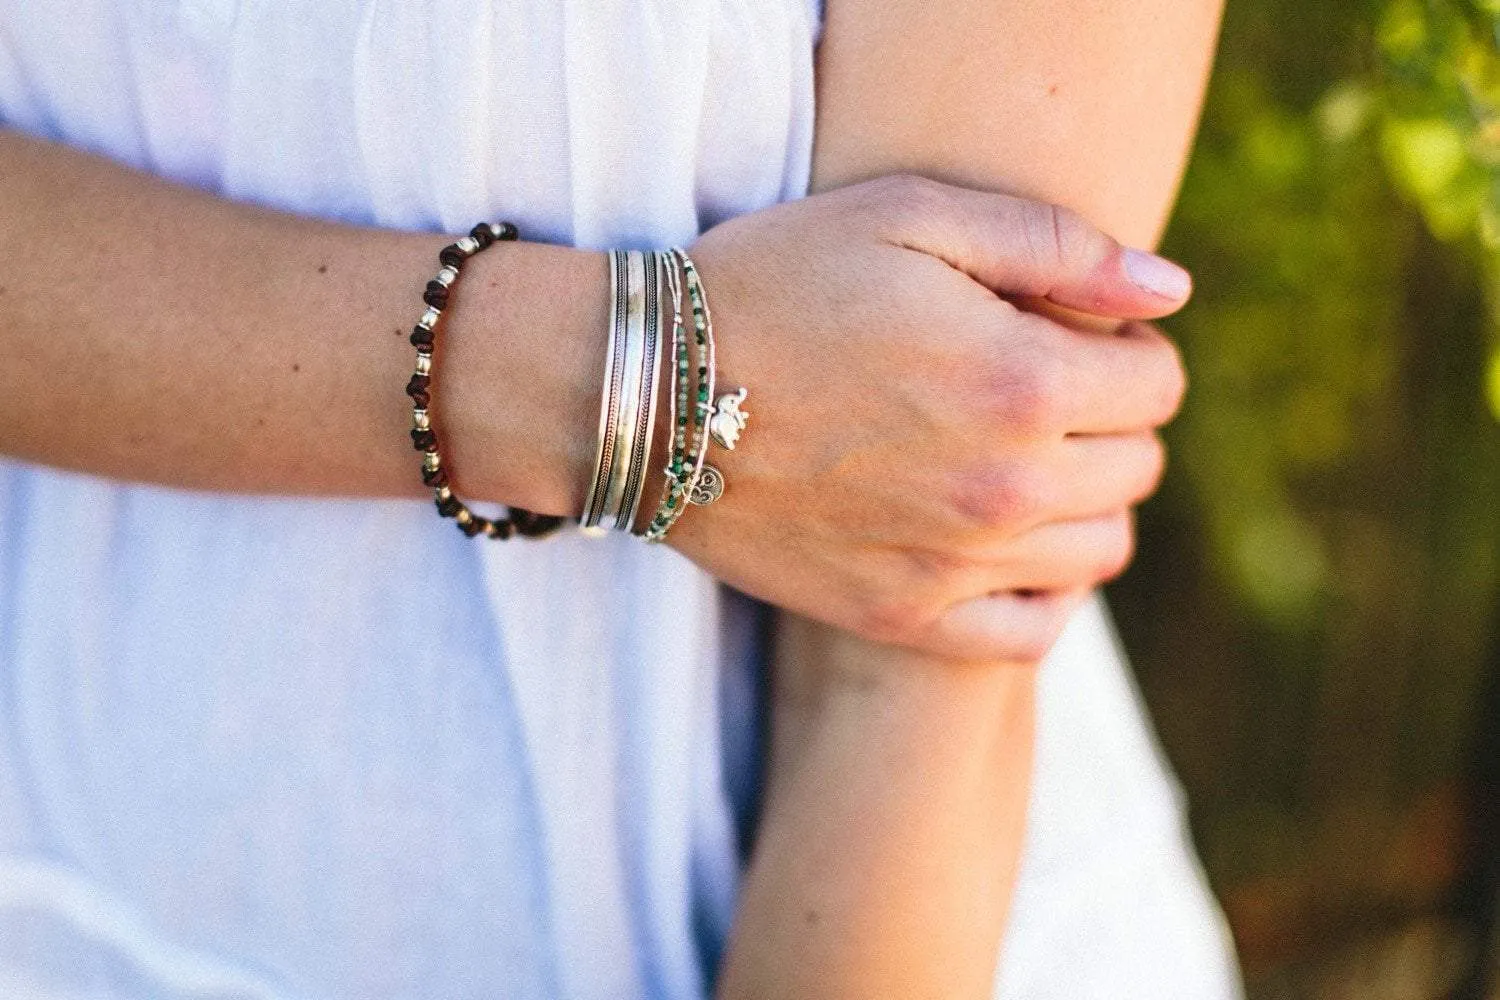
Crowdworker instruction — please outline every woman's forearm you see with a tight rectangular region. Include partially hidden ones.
[0,128,605,513]
[719,621,1036,999]
[726,0,1223,992]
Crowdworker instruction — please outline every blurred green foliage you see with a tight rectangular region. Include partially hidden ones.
[1115,0,1500,986]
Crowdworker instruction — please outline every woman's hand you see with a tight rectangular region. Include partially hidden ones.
[669,174,1189,663]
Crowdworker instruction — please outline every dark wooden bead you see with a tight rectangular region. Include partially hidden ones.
[410,428,437,451]
[497,221,518,241]
[439,245,466,268]
[410,326,434,348]
[459,516,484,537]
[408,389,430,409]
[511,509,566,537]
[435,494,462,518]
[405,374,431,399]
[488,518,515,540]
[421,466,449,488]
[469,223,495,249]
[423,281,449,309]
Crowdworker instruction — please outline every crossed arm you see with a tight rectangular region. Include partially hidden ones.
[717,0,1224,996]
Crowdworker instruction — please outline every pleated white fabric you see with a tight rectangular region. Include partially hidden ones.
[0,1,1241,998]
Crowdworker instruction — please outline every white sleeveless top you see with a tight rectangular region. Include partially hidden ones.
[0,2,1241,997]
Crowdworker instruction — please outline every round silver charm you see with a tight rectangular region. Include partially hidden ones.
[687,465,726,506]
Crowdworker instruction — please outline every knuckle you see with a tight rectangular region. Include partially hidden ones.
[904,544,978,586]
[952,464,1050,532]
[1049,204,1093,266]
[1017,201,1088,276]
[1017,200,1064,275]
[873,173,949,228]
[854,595,928,646]
[990,354,1065,435]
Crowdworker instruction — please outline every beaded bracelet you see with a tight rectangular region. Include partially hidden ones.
[404,221,566,540]
[644,250,697,540]
[644,248,748,541]
[681,251,721,506]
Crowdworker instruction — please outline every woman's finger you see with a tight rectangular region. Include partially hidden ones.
[952,432,1163,539]
[877,175,1193,319]
[913,587,1093,665]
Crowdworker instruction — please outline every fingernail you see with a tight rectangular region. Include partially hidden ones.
[1123,248,1192,300]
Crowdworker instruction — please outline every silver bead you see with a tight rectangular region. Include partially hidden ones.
[436,485,453,501]
[455,508,473,525]
[487,222,506,239]
[435,266,459,287]
[424,452,442,472]
[412,409,430,430]
[456,236,480,255]
[415,354,432,376]
[418,307,441,330]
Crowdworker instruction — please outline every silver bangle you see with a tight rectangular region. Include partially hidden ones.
[581,249,630,528]
[599,250,645,528]
[619,251,664,531]
[584,250,666,532]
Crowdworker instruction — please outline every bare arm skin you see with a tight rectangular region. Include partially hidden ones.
[0,129,607,514]
[0,130,607,514]
[720,0,1224,997]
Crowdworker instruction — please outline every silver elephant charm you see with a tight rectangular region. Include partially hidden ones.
[708,387,749,450]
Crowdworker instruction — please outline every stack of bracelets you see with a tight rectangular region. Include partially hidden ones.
[402,221,749,543]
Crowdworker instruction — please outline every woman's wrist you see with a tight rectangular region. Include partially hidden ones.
[434,240,610,517]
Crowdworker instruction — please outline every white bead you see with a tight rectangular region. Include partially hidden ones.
[415,354,432,376]
[412,409,430,430]
[456,236,480,254]
[435,266,459,287]
[418,307,440,330]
